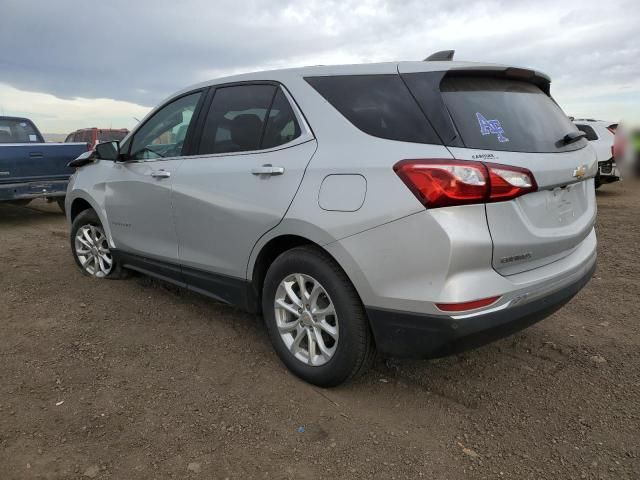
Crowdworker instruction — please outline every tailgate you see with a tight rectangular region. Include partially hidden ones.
[450,147,597,275]
[400,69,598,276]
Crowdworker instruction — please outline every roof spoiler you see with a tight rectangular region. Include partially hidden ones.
[424,50,455,61]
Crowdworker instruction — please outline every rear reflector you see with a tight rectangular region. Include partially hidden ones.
[394,159,537,208]
[435,296,501,312]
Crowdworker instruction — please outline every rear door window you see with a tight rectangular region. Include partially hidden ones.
[198,84,276,155]
[436,76,586,153]
[305,75,441,144]
[576,124,598,141]
[262,88,301,149]
[0,119,43,143]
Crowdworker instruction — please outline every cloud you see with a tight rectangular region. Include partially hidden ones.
[1,0,638,129]
[0,83,149,133]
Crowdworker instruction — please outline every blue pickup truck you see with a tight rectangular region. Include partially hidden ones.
[0,116,89,212]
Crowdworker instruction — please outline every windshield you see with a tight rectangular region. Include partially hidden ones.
[0,118,43,143]
[439,77,587,153]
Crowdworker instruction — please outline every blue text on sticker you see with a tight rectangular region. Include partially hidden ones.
[476,112,509,143]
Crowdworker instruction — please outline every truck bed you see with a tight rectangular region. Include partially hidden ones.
[0,142,89,201]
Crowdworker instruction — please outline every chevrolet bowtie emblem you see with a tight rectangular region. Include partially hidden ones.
[573,165,587,179]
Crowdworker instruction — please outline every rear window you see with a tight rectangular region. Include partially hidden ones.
[439,77,586,153]
[576,124,598,141]
[80,131,94,143]
[305,75,441,144]
[0,119,43,143]
[98,130,128,142]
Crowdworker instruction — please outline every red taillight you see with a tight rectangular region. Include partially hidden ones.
[436,296,501,312]
[394,159,537,209]
[485,162,537,201]
[393,159,487,208]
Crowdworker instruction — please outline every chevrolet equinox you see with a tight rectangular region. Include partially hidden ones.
[66,54,597,386]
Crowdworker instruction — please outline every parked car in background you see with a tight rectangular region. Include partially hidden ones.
[573,119,619,188]
[613,123,640,178]
[66,55,597,386]
[65,128,129,151]
[0,116,89,211]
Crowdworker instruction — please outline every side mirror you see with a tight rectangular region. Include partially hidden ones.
[67,150,96,168]
[95,141,120,161]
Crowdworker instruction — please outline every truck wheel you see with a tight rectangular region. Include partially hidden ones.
[262,246,375,387]
[70,209,127,279]
[56,197,66,214]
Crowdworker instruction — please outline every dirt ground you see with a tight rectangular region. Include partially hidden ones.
[1,183,639,480]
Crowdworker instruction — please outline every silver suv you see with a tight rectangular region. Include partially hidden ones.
[66,56,597,386]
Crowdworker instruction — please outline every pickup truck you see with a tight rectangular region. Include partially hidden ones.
[0,116,89,212]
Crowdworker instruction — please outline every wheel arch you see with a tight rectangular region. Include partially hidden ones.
[67,191,116,248]
[69,197,93,222]
[247,228,368,315]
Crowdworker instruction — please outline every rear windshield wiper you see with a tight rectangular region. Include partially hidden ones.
[562,130,586,145]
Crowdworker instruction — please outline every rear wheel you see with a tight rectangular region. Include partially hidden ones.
[70,209,126,279]
[262,246,375,387]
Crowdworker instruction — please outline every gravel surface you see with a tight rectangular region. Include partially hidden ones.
[1,183,639,479]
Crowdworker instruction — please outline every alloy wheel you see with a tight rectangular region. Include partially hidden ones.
[274,273,339,366]
[74,224,113,278]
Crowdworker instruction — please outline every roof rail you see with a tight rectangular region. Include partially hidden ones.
[424,50,455,61]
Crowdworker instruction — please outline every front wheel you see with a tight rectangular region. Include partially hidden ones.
[262,246,375,387]
[70,209,126,279]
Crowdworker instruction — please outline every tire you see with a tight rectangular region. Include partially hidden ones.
[594,172,601,189]
[56,197,66,214]
[70,209,127,279]
[262,246,375,387]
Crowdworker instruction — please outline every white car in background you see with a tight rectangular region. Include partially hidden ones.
[573,119,620,188]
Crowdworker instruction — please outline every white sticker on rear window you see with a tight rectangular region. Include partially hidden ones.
[476,112,509,143]
[29,134,37,141]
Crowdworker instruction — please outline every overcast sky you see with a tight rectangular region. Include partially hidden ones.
[0,0,638,133]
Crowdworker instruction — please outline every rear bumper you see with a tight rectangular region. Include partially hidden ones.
[598,160,620,181]
[366,259,596,359]
[0,179,68,201]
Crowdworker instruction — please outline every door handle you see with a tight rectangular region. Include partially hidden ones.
[151,170,171,179]
[251,164,285,176]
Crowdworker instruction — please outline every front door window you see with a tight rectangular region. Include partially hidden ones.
[130,92,202,160]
